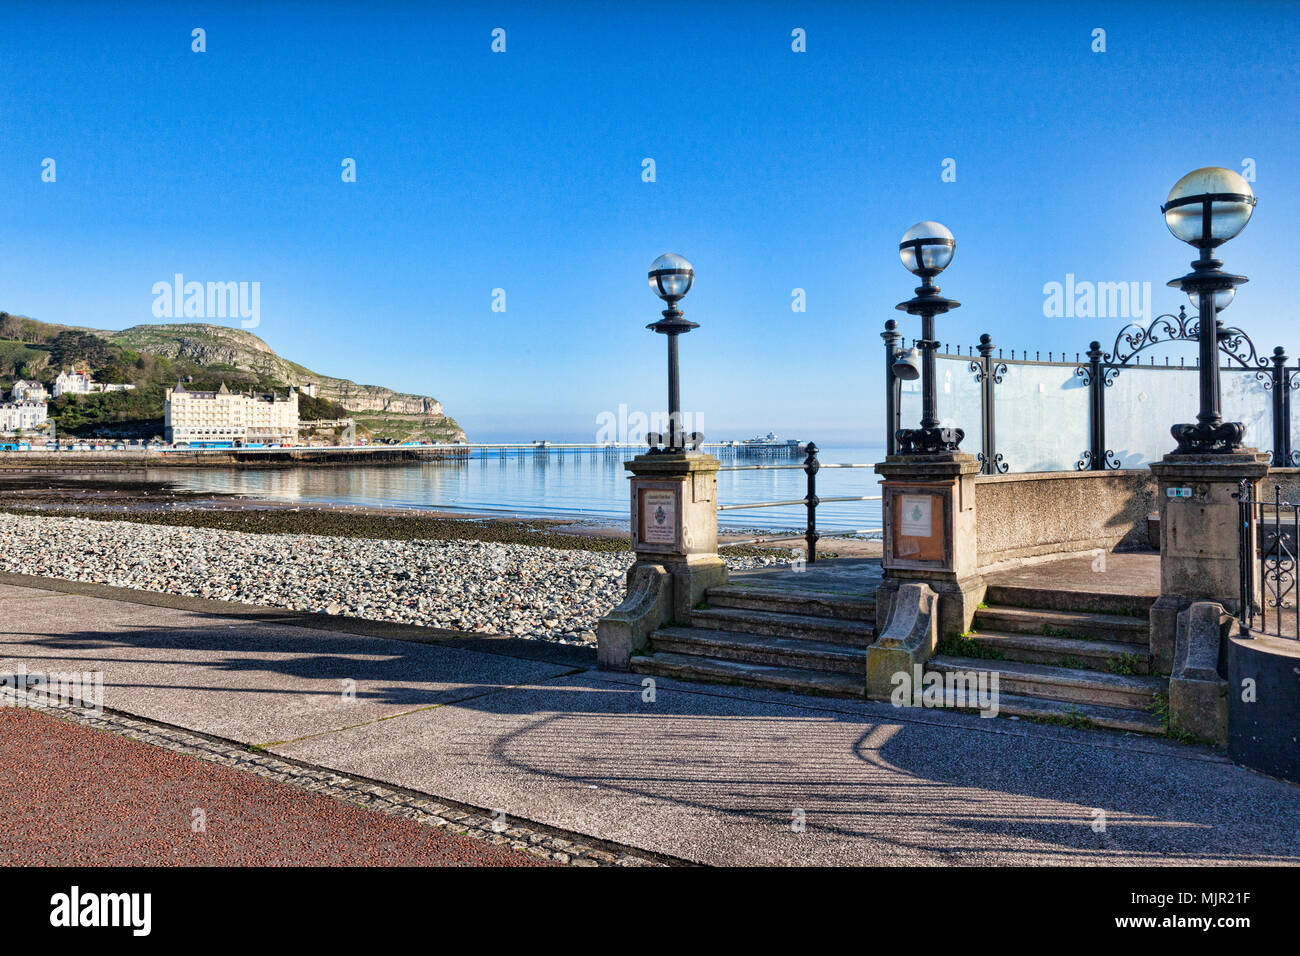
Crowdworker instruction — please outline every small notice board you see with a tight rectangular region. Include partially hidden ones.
[638,487,680,547]
[891,490,945,563]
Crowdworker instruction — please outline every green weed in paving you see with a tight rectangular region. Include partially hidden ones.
[936,634,1004,660]
[1106,653,1143,676]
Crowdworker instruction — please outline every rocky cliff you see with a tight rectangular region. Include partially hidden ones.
[105,324,465,441]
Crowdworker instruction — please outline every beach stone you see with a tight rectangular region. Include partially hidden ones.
[0,513,783,645]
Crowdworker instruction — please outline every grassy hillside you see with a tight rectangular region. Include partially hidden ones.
[0,312,466,442]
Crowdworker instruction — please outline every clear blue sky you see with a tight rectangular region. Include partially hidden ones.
[2,1,1297,442]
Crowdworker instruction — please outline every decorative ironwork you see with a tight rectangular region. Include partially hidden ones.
[1074,449,1121,471]
[1099,305,1267,374]
[646,430,703,453]
[1218,325,1271,371]
[1106,307,1198,368]
[1236,480,1299,640]
[1171,420,1248,455]
[969,359,1006,385]
[896,426,964,454]
[887,312,1295,474]
[977,452,1009,474]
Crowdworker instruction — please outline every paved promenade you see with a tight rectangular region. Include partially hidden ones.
[0,708,540,866]
[2,573,1297,866]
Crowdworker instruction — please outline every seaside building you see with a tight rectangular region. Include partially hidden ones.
[51,369,136,398]
[0,401,49,433]
[164,381,299,444]
[52,369,92,397]
[9,379,49,402]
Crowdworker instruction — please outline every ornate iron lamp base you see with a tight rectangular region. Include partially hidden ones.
[895,426,964,454]
[646,431,704,455]
[1170,421,1247,455]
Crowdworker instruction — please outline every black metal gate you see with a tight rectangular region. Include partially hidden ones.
[1236,480,1300,639]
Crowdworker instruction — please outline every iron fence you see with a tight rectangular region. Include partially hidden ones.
[1236,480,1299,640]
[715,443,881,562]
[885,306,1297,475]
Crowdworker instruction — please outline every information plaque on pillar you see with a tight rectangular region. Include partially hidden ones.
[890,490,946,565]
[635,484,682,551]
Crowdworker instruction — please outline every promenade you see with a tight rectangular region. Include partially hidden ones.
[2,573,1297,866]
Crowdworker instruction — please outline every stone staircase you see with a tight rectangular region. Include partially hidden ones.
[630,585,876,697]
[629,579,1170,736]
[929,583,1166,734]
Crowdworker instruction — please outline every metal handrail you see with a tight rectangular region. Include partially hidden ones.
[717,462,874,472]
[718,494,879,511]
[714,442,878,563]
[721,527,881,548]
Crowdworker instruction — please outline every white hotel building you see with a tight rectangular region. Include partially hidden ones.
[0,401,49,434]
[164,382,299,445]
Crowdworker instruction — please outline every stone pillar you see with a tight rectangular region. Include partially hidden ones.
[596,452,728,669]
[874,452,984,639]
[1147,451,1269,674]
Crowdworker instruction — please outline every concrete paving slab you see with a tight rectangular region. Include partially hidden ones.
[728,558,882,596]
[270,668,1300,866]
[0,591,577,745]
[0,584,63,600]
[986,552,1161,596]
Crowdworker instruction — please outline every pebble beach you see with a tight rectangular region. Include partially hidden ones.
[0,512,786,644]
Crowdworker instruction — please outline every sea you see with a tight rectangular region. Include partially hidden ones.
[149,442,888,535]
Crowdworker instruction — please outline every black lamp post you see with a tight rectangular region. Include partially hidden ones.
[1161,166,1257,454]
[646,252,697,453]
[895,221,962,454]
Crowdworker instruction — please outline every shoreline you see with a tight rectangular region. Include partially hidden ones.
[0,472,882,557]
[0,446,470,470]
[0,510,792,645]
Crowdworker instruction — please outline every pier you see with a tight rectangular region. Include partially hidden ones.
[442,440,807,460]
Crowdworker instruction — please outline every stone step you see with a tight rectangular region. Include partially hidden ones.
[927,655,1166,711]
[689,606,876,647]
[705,585,876,622]
[983,584,1156,618]
[990,692,1166,735]
[630,651,864,698]
[973,605,1149,645]
[964,630,1151,674]
[654,626,865,675]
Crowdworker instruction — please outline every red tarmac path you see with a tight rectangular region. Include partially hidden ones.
[0,708,542,867]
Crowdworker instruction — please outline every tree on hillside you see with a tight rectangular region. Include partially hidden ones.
[0,313,48,344]
[48,330,116,372]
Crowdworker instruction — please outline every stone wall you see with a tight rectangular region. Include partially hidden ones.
[975,470,1158,571]
[1259,467,1300,502]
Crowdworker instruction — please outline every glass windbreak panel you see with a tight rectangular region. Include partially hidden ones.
[1292,367,1300,467]
[1221,366,1272,456]
[896,355,983,452]
[1105,366,1194,468]
[994,362,1089,472]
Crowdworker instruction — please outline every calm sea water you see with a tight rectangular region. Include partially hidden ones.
[150,443,888,534]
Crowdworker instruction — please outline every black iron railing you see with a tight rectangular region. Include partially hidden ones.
[885,307,1298,475]
[715,443,881,563]
[1236,480,1299,639]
